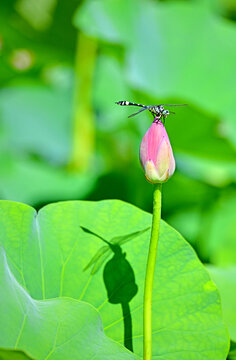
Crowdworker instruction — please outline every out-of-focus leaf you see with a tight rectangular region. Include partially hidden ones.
[205,194,236,266]
[76,0,236,187]
[0,82,73,164]
[0,200,229,360]
[196,0,236,21]
[166,207,202,247]
[93,55,131,131]
[162,171,217,214]
[176,153,236,187]
[206,266,236,342]
[128,2,236,146]
[228,341,236,360]
[15,0,57,31]
[73,0,136,45]
[0,153,95,205]
[0,249,137,360]
[75,0,236,148]
[0,0,77,74]
[164,104,236,183]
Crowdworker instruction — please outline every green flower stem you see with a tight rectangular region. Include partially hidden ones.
[69,32,97,171]
[143,183,162,360]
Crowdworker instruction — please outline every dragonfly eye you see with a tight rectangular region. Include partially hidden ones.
[163,110,170,116]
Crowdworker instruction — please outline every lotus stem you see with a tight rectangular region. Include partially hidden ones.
[143,183,162,360]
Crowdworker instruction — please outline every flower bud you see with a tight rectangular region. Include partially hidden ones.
[139,119,175,183]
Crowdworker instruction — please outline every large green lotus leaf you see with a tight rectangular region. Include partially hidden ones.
[206,266,236,342]
[0,200,229,359]
[0,249,137,360]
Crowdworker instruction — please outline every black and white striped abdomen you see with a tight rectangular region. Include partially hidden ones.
[116,101,144,107]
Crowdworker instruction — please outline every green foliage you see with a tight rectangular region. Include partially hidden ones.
[0,200,229,359]
[205,194,236,266]
[0,152,96,205]
[75,0,236,145]
[0,82,72,164]
[228,342,236,360]
[1,0,235,209]
[207,266,236,342]
[0,0,235,355]
[0,249,137,360]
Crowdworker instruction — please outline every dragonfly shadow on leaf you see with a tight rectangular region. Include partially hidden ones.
[82,226,150,274]
[81,226,150,352]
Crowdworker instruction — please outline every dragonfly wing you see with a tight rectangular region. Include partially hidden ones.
[161,104,187,107]
[128,107,147,118]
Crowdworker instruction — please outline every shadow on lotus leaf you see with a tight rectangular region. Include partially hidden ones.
[81,226,150,352]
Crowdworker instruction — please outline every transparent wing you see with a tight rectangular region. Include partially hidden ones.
[128,107,147,118]
[160,104,187,107]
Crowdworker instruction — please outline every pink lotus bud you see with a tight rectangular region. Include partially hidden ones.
[139,120,175,183]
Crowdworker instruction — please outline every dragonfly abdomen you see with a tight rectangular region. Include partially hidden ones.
[116,101,144,108]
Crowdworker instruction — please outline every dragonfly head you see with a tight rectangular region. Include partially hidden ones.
[162,109,170,117]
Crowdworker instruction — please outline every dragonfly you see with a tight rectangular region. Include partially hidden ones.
[116,101,187,123]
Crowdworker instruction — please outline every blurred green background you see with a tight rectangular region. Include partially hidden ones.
[0,0,235,349]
